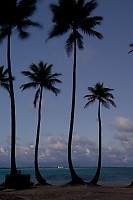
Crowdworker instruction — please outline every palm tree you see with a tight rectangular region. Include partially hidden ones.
[49,0,103,184]
[129,43,133,53]
[0,0,39,176]
[0,66,9,92]
[21,61,62,185]
[84,82,116,185]
[129,44,133,186]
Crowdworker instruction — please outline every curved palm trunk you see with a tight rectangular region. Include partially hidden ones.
[7,31,17,175]
[68,37,84,184]
[35,87,48,185]
[89,100,101,185]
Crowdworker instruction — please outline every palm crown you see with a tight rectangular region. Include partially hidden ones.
[49,0,103,56]
[0,0,39,40]
[0,66,9,92]
[21,61,62,107]
[84,82,116,109]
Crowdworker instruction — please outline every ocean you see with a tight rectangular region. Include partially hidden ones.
[0,167,133,185]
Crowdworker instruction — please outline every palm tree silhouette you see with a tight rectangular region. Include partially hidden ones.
[21,61,62,185]
[49,0,103,184]
[0,0,39,176]
[0,66,9,92]
[84,82,116,185]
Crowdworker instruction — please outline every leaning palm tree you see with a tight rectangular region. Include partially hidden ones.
[129,43,133,186]
[49,0,103,184]
[0,66,9,92]
[0,0,39,176]
[84,82,116,185]
[21,61,61,185]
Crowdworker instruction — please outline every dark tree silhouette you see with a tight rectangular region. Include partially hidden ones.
[0,66,9,92]
[129,43,133,186]
[21,61,61,185]
[49,0,103,184]
[84,82,116,185]
[0,0,39,176]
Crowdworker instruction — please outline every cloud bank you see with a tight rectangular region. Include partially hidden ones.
[1,117,133,168]
[1,119,133,168]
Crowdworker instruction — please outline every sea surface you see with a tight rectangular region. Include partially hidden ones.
[0,167,133,185]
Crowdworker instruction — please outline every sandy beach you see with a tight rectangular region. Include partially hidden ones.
[0,184,133,200]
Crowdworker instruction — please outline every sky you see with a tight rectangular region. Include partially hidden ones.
[0,0,133,168]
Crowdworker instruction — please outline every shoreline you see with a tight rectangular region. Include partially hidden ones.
[0,184,133,200]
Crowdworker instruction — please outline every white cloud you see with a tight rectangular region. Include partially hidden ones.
[0,133,133,167]
[111,117,133,132]
[51,141,66,150]
[111,117,133,152]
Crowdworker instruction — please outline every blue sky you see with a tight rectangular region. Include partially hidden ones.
[0,0,133,168]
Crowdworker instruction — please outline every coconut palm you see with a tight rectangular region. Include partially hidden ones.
[0,0,39,176]
[84,82,116,185]
[49,0,103,184]
[21,61,62,185]
[0,66,9,92]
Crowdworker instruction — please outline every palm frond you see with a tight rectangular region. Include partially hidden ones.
[129,43,133,54]
[84,98,95,108]
[34,88,40,107]
[0,28,9,43]
[48,72,62,82]
[0,82,9,92]
[18,27,30,39]
[30,64,39,74]
[46,85,61,96]
[17,0,37,17]
[18,19,41,30]
[130,43,133,47]
[2,68,8,76]
[101,99,110,109]
[0,66,9,92]
[21,61,62,106]
[129,50,133,54]
[65,33,75,56]
[75,31,84,49]
[84,94,93,98]
[20,82,37,91]
[48,25,69,40]
[84,82,116,109]
[84,0,98,15]
[0,0,39,42]
[86,28,103,39]
[49,0,103,52]
[21,70,37,81]
[106,99,116,108]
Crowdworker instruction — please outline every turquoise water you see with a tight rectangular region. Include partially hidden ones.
[0,167,133,185]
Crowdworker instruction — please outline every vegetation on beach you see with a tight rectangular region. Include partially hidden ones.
[0,0,39,177]
[0,0,132,188]
[21,61,62,185]
[49,0,103,185]
[0,66,9,92]
[84,82,116,185]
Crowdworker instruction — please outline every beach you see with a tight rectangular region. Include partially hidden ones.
[0,184,133,200]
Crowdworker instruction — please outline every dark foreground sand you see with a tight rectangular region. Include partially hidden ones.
[0,184,133,200]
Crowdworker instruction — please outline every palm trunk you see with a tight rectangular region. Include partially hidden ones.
[68,37,84,184]
[35,87,47,185]
[7,31,17,175]
[89,100,101,185]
